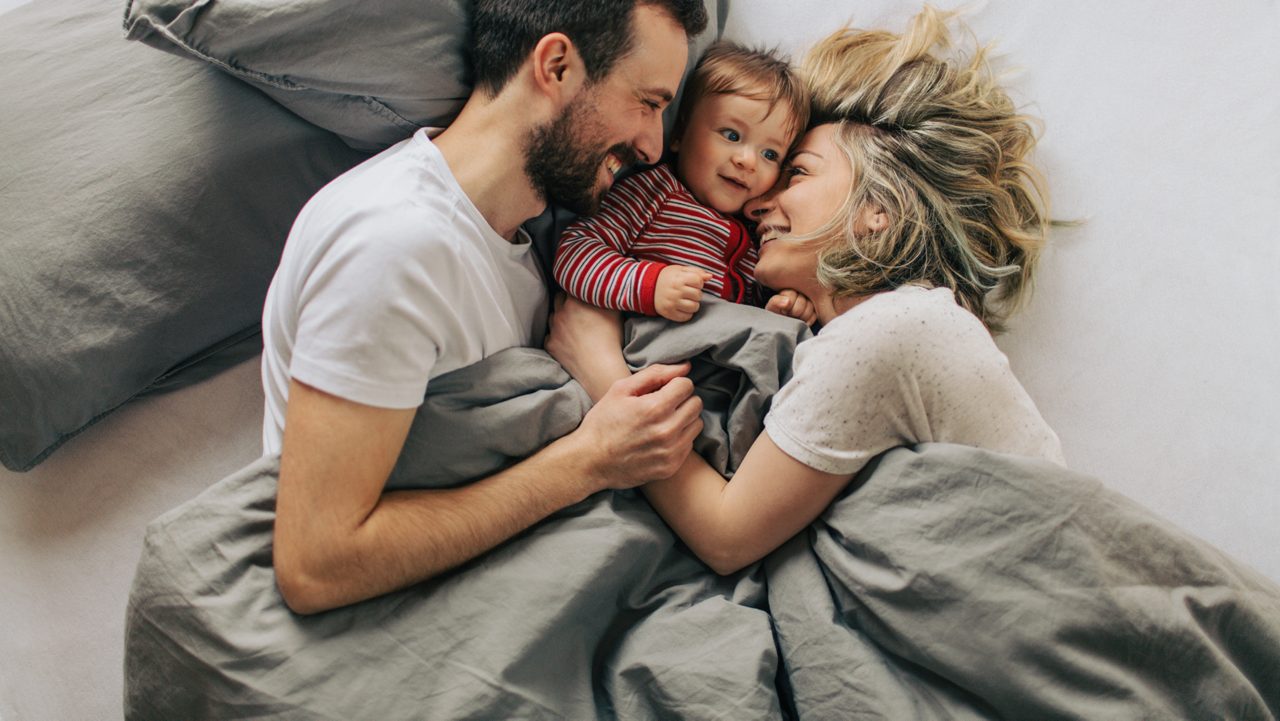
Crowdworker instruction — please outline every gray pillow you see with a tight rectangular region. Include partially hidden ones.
[122,0,724,152]
[0,0,368,471]
[123,0,471,150]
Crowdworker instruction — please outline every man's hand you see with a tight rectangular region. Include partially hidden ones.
[272,363,700,615]
[569,362,704,490]
[655,265,714,322]
[765,289,818,326]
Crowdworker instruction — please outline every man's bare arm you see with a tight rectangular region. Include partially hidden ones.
[273,363,702,615]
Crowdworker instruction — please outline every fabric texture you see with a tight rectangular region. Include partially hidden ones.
[765,284,1065,475]
[767,443,1280,720]
[122,0,724,152]
[122,0,470,150]
[554,163,757,315]
[0,0,368,472]
[260,129,548,455]
[124,301,1280,720]
[126,300,808,720]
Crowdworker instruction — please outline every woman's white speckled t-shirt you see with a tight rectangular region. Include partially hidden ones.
[764,285,1065,476]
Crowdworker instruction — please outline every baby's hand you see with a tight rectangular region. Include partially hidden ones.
[655,265,714,322]
[765,289,818,326]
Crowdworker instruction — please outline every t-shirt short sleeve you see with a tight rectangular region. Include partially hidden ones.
[764,307,912,475]
[764,285,1065,476]
[289,210,459,409]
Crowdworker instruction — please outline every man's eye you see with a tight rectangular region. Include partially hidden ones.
[644,101,661,112]
[719,129,741,142]
[762,149,780,162]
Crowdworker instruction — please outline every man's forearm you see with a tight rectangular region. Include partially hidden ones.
[279,434,596,614]
[275,364,701,614]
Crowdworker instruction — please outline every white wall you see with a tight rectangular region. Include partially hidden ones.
[724,0,1280,581]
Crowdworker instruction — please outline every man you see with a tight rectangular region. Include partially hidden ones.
[260,0,710,614]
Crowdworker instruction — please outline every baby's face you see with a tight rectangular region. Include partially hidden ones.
[673,92,796,216]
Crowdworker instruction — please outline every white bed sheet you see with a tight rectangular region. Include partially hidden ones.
[725,0,1280,582]
[2,1,1278,720]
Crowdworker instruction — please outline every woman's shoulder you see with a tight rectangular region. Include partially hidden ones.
[828,285,979,340]
[805,285,992,373]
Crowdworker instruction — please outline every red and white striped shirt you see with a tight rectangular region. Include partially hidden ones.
[553,164,758,316]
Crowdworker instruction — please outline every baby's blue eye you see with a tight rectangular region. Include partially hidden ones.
[762,149,780,162]
[720,129,741,142]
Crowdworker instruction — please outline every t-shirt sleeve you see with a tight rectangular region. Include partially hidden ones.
[763,310,920,476]
[289,212,457,409]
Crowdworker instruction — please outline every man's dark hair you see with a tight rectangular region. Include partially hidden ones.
[469,0,709,96]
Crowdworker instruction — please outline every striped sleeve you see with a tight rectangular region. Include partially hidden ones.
[553,168,674,315]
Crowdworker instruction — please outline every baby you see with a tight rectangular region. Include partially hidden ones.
[553,42,814,324]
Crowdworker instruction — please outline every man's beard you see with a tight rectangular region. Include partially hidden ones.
[525,92,638,215]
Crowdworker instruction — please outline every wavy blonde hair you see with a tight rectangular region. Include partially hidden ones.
[797,6,1050,332]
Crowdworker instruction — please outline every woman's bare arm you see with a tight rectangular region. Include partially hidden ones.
[545,294,854,575]
[643,433,853,574]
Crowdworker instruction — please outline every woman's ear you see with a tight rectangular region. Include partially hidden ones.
[858,204,890,233]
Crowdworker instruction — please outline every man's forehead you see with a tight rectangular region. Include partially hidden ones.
[614,5,689,87]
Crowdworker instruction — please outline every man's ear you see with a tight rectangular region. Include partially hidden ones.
[530,32,586,105]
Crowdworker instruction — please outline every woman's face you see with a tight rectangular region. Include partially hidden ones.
[746,123,853,291]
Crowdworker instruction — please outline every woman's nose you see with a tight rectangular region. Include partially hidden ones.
[744,188,777,218]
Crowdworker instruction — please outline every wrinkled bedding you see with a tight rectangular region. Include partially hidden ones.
[124,300,1280,720]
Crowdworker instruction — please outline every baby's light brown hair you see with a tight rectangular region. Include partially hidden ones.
[672,41,810,151]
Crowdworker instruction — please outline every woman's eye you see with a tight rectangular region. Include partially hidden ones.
[719,129,741,142]
[784,166,807,185]
[762,149,780,162]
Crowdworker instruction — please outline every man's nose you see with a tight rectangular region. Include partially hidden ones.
[635,114,664,165]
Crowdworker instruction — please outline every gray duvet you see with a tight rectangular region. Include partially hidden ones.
[124,300,1280,720]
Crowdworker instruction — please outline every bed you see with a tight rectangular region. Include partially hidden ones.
[1,0,1278,719]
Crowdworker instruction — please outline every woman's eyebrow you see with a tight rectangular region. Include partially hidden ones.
[790,150,823,161]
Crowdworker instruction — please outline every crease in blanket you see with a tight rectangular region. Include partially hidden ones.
[124,298,1280,720]
[125,299,806,720]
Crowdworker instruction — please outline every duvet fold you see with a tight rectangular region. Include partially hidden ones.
[124,298,1280,720]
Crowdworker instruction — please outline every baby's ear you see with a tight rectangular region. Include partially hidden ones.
[669,135,681,153]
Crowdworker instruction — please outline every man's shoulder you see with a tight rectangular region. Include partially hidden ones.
[310,134,457,215]
[298,161,468,256]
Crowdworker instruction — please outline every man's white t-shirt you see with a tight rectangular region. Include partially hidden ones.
[260,128,548,455]
[764,285,1064,475]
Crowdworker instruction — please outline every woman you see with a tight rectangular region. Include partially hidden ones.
[547,7,1064,574]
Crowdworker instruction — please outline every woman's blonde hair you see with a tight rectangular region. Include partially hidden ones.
[798,6,1050,332]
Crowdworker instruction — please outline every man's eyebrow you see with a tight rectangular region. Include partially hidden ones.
[641,88,675,104]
